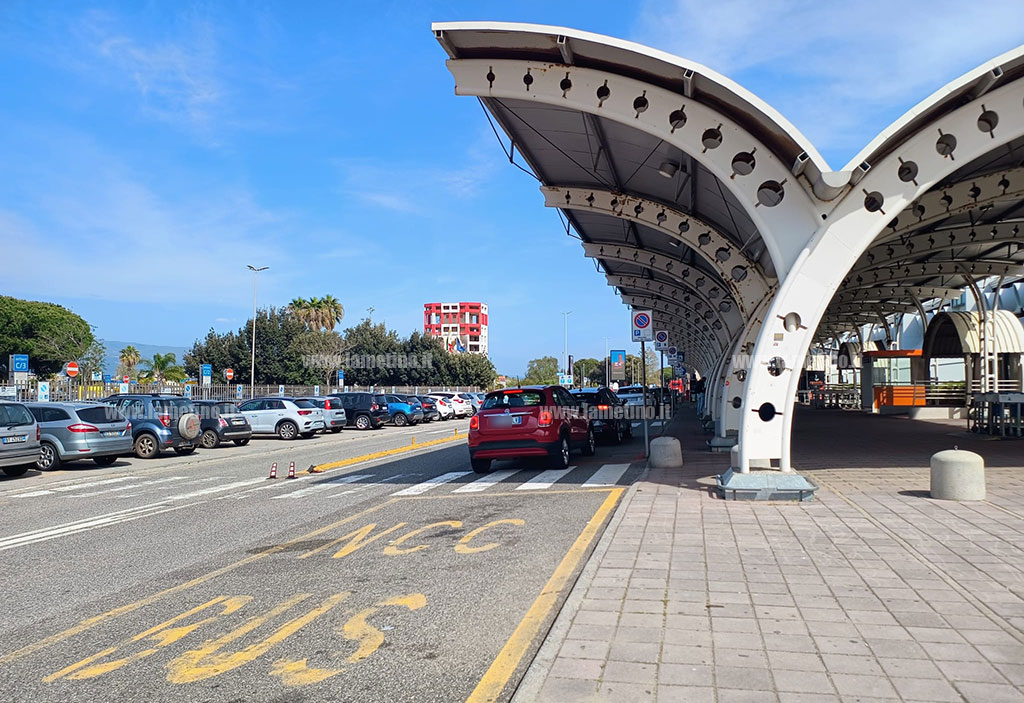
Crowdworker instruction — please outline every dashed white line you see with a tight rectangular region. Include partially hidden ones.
[515,468,575,491]
[452,470,520,493]
[391,471,472,496]
[582,463,631,487]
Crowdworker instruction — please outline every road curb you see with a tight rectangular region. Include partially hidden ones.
[509,459,652,703]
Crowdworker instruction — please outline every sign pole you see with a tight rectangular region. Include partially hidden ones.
[641,339,649,457]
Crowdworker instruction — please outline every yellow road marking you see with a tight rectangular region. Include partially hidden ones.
[0,501,394,667]
[455,519,526,555]
[341,593,427,663]
[383,521,464,555]
[311,434,465,474]
[466,487,624,703]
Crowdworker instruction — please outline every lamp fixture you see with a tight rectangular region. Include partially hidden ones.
[657,160,678,178]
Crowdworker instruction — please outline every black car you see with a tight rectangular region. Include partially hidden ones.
[329,392,390,430]
[193,400,253,448]
[101,394,202,458]
[571,387,633,444]
[416,395,440,422]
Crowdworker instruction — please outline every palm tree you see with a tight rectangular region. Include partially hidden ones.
[321,294,345,331]
[288,297,316,329]
[137,353,186,384]
[119,345,141,378]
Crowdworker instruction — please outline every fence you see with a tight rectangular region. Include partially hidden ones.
[0,380,481,403]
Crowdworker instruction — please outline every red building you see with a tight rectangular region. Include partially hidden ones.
[423,302,489,354]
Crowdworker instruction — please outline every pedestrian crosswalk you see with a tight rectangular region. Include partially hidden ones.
[8,463,636,505]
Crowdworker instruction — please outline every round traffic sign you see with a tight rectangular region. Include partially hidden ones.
[65,361,79,378]
[123,375,130,383]
[655,331,669,343]
[668,346,678,355]
[225,368,234,381]
[633,312,651,328]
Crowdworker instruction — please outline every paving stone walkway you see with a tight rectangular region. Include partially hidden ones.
[513,407,1024,703]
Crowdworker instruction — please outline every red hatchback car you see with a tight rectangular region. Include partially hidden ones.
[467,386,596,473]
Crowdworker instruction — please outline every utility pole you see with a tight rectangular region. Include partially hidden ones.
[604,337,609,385]
[561,311,572,375]
[246,265,269,399]
[641,339,649,457]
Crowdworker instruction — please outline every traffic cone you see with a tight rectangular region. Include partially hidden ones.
[267,462,278,479]
[286,461,296,479]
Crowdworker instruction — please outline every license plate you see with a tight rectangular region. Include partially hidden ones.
[2,435,27,444]
[231,419,244,425]
[512,416,522,424]
[103,431,121,437]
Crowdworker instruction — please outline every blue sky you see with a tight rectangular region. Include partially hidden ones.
[2,1,1021,376]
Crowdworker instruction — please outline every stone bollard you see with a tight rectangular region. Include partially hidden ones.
[930,449,985,501]
[649,437,683,468]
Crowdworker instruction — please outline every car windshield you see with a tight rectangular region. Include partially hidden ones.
[77,406,124,424]
[0,404,34,427]
[293,400,316,409]
[483,390,545,409]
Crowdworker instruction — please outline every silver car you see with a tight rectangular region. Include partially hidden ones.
[0,401,41,477]
[237,397,326,440]
[294,397,347,433]
[27,402,133,470]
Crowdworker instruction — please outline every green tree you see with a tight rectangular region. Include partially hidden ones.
[79,339,107,380]
[0,296,96,377]
[119,345,141,378]
[138,353,186,384]
[522,356,559,385]
[572,357,602,386]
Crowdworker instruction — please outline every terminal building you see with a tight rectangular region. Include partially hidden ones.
[423,301,489,354]
[433,22,1024,474]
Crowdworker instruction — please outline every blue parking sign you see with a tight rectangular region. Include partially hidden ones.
[12,354,28,372]
[337,369,345,383]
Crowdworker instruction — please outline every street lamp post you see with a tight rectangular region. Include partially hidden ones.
[247,265,268,399]
[562,311,572,377]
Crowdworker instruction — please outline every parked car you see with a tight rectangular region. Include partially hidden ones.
[295,396,347,433]
[26,402,132,469]
[102,394,201,459]
[468,385,595,473]
[192,400,253,448]
[429,392,471,418]
[0,401,41,477]
[416,395,440,423]
[328,392,390,430]
[570,387,632,444]
[461,392,482,415]
[237,397,325,440]
[432,396,454,420]
[384,394,424,426]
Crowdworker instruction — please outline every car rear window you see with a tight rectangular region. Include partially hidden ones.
[0,404,34,426]
[483,391,545,409]
[306,399,326,408]
[77,406,124,424]
[216,403,239,415]
[154,399,195,412]
[374,395,388,406]
[293,400,316,409]
[572,392,600,403]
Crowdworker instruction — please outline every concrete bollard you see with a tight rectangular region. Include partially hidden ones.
[930,449,985,501]
[649,437,683,468]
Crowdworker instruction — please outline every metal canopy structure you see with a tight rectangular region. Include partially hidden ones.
[434,21,1024,472]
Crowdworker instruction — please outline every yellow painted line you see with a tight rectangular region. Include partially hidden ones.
[467,487,625,703]
[0,499,397,666]
[398,487,618,500]
[310,433,464,474]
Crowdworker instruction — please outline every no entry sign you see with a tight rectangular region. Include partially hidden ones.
[65,361,79,378]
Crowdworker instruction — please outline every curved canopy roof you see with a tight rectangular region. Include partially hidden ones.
[923,310,1024,357]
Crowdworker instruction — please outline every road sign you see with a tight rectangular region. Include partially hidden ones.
[201,364,212,387]
[65,361,79,378]
[235,384,244,400]
[631,310,653,342]
[654,330,669,350]
[91,371,102,382]
[183,384,193,398]
[12,355,28,372]
[557,374,573,386]
[123,375,130,384]
[37,381,50,402]
[314,385,321,397]
[610,350,626,381]
[103,375,111,384]
[278,384,285,397]
[667,346,678,358]
[337,369,345,383]
[119,382,130,394]
[224,367,234,381]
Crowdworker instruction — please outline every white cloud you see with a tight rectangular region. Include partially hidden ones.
[632,0,1024,167]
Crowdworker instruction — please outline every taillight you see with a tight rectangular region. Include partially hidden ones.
[324,399,332,410]
[538,411,553,427]
[597,405,609,410]
[36,425,41,440]
[371,403,379,410]
[298,410,312,416]
[158,414,172,427]
[126,422,131,433]
[469,415,479,430]
[219,417,228,427]
[67,423,99,433]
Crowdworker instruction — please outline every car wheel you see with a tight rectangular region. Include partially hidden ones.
[355,414,371,431]
[612,423,624,444]
[233,438,250,446]
[330,427,342,433]
[2,464,30,477]
[174,446,196,456]
[37,442,61,471]
[471,458,492,473]
[299,431,316,439]
[200,429,220,449]
[277,421,298,440]
[93,455,118,466]
[134,433,159,459]
[393,413,408,427]
[552,435,571,469]
[583,427,596,456]
[625,422,634,439]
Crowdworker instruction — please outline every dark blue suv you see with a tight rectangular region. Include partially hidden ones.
[102,394,202,459]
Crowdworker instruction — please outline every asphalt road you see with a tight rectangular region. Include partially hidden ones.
[0,416,657,702]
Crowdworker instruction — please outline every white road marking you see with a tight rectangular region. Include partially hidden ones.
[163,478,269,501]
[582,463,631,487]
[271,474,372,499]
[0,502,175,551]
[12,476,137,498]
[515,468,575,491]
[452,470,519,493]
[391,471,471,496]
[71,476,188,497]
